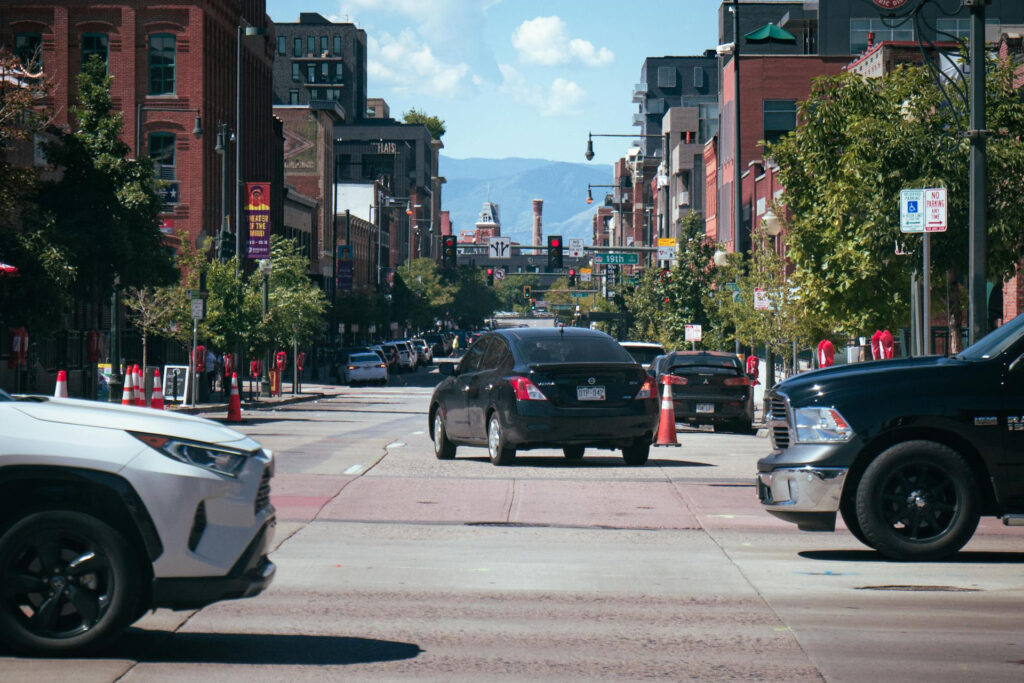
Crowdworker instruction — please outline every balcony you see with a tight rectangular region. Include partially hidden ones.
[632,112,645,127]
[672,143,697,174]
[632,82,648,103]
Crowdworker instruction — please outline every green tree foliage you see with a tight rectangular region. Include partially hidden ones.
[769,60,1024,341]
[256,236,328,350]
[625,212,717,348]
[445,265,498,328]
[397,257,456,330]
[31,57,177,307]
[402,108,446,140]
[494,272,542,314]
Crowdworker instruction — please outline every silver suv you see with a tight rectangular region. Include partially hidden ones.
[0,388,275,655]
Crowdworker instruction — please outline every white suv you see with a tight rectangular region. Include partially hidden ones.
[0,388,275,655]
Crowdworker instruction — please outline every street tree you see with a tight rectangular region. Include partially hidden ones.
[402,108,446,140]
[495,272,542,314]
[445,265,498,328]
[255,236,328,352]
[122,286,181,373]
[397,257,456,330]
[769,60,1024,350]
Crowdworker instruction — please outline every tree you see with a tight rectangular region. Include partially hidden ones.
[397,257,456,330]
[495,272,542,314]
[402,108,446,140]
[31,56,177,308]
[122,286,181,372]
[445,265,498,328]
[770,60,1024,348]
[256,236,328,351]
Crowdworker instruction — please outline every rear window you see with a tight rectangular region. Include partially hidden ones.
[669,356,742,375]
[351,353,379,362]
[621,345,665,365]
[518,335,635,364]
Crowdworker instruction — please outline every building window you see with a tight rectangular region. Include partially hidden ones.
[320,63,328,81]
[307,63,316,82]
[147,132,176,179]
[333,63,343,83]
[849,18,914,54]
[320,36,328,54]
[293,37,301,57]
[291,62,300,81]
[698,103,718,143]
[278,36,286,55]
[81,32,108,70]
[935,17,999,42]
[693,66,704,89]
[333,35,341,54]
[763,99,797,145]
[657,66,676,88]
[289,89,299,104]
[148,34,176,95]
[14,32,42,70]
[307,36,315,55]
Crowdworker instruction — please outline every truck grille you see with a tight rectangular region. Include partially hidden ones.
[769,395,791,450]
[254,466,272,513]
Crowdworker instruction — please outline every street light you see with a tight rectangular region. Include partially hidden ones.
[761,208,781,237]
[214,122,235,260]
[259,258,273,397]
[713,249,729,268]
[584,131,662,161]
[586,184,617,205]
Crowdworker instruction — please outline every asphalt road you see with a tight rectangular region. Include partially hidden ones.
[4,367,1024,681]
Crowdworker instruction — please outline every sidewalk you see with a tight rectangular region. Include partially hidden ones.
[167,381,344,415]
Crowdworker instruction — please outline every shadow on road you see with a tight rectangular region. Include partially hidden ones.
[799,549,1024,564]
[54,631,424,665]
[457,454,716,469]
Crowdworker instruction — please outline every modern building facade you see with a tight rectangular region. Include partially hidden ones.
[633,54,719,159]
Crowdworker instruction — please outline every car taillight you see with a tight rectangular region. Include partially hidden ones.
[635,377,656,399]
[723,376,750,386]
[347,365,356,370]
[509,376,548,401]
[378,363,387,368]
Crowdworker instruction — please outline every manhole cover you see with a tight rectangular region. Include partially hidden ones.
[855,585,980,592]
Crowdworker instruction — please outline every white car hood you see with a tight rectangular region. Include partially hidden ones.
[10,397,250,445]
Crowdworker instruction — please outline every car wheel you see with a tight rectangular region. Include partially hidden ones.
[487,414,515,466]
[840,495,870,547]
[433,410,456,460]
[0,510,143,655]
[562,446,585,460]
[622,440,650,466]
[855,441,980,561]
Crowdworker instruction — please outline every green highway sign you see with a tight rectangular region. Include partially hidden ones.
[551,304,573,311]
[571,291,592,298]
[593,253,639,265]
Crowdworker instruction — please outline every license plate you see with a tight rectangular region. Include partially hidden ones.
[696,403,714,413]
[577,385,605,401]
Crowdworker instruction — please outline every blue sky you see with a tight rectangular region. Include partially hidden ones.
[265,1,721,163]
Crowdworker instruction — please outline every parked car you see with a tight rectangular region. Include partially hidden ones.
[423,333,446,358]
[412,338,432,365]
[649,354,668,380]
[662,351,755,433]
[619,341,666,371]
[344,352,389,385]
[429,328,659,466]
[379,343,402,373]
[395,341,417,372]
[0,389,275,655]
[758,313,1024,561]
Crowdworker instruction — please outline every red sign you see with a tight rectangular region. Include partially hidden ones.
[872,0,910,9]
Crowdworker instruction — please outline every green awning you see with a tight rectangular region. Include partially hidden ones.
[744,23,797,44]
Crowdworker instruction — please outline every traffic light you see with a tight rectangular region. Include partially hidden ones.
[442,235,457,268]
[217,229,235,261]
[486,267,494,286]
[530,298,536,311]
[523,285,531,300]
[547,235,563,269]
[568,268,577,287]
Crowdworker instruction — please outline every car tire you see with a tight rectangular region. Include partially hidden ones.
[432,410,456,460]
[487,414,515,466]
[855,441,980,561]
[840,495,870,547]
[562,446,585,460]
[621,440,650,466]
[0,510,143,655]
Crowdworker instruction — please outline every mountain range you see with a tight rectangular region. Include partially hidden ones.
[438,155,615,246]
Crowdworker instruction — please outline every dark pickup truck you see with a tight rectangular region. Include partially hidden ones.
[757,314,1024,560]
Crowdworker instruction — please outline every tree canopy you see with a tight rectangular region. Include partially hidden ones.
[402,108,446,140]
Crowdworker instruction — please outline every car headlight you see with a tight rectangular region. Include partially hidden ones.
[131,432,250,476]
[793,407,855,443]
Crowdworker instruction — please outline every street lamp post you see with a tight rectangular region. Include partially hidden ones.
[235,24,268,263]
[259,258,272,397]
[214,122,233,257]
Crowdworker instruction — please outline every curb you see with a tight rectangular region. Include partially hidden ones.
[168,391,328,415]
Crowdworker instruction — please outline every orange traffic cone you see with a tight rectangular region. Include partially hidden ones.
[121,366,134,406]
[226,372,242,423]
[654,375,684,447]
[133,365,146,407]
[54,370,68,398]
[150,368,164,410]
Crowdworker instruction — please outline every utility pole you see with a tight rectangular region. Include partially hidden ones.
[967,0,988,345]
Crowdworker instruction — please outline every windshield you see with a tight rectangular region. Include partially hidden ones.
[956,314,1024,360]
[518,335,635,364]
[621,346,664,365]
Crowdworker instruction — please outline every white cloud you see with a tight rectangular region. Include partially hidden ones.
[368,31,470,98]
[511,16,614,67]
[499,64,585,117]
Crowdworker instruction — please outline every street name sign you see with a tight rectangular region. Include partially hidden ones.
[488,236,511,259]
[594,253,639,265]
[568,238,585,258]
[571,291,592,298]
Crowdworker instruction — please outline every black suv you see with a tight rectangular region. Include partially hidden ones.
[757,314,1024,560]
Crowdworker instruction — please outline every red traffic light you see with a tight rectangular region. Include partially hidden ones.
[552,238,561,247]
[486,268,493,275]
[569,269,576,276]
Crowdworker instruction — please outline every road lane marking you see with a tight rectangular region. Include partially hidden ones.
[344,464,364,475]
[386,441,406,448]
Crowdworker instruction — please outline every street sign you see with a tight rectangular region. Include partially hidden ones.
[924,187,947,232]
[753,287,770,311]
[580,266,592,283]
[488,236,511,259]
[190,298,205,320]
[657,238,677,261]
[571,291,592,298]
[568,238,585,258]
[551,304,573,311]
[900,188,925,233]
[594,253,639,265]
[684,324,702,342]
[493,267,506,281]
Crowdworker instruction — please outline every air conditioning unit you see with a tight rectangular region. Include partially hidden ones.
[678,191,691,207]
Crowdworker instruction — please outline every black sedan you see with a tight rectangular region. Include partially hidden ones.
[662,351,755,433]
[428,328,659,465]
